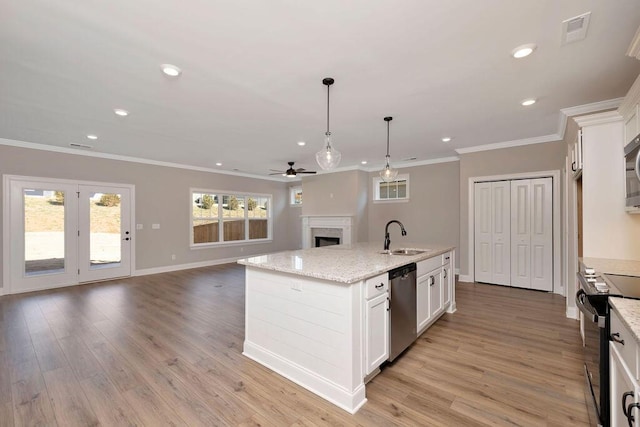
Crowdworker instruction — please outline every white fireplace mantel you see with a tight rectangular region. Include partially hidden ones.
[301,216,353,249]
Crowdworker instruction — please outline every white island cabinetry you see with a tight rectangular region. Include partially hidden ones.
[239,242,455,414]
[417,251,454,336]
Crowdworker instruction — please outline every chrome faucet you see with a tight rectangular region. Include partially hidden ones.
[384,220,407,251]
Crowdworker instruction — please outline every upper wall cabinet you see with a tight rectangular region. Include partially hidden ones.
[620,74,640,144]
[570,130,583,179]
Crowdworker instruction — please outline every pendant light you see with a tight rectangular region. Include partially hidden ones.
[315,77,341,170]
[380,116,398,182]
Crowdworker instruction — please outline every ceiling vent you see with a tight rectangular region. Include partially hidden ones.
[561,12,591,45]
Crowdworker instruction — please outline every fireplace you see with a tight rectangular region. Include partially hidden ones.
[301,216,353,249]
[315,236,340,247]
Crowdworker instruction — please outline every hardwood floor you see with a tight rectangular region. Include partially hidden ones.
[0,264,589,426]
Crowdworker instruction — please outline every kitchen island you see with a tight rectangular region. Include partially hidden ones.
[238,242,455,413]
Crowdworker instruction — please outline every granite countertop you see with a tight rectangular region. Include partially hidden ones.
[610,297,640,346]
[580,257,640,277]
[237,242,454,284]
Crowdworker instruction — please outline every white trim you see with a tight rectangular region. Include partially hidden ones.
[619,74,640,118]
[627,25,640,60]
[458,274,473,283]
[572,110,623,127]
[2,174,135,295]
[301,216,353,249]
[372,174,410,201]
[134,256,244,276]
[566,306,579,320]
[243,342,367,414]
[467,170,563,296]
[362,156,460,172]
[0,137,287,182]
[455,133,561,155]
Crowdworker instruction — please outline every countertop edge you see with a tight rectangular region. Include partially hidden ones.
[610,297,640,347]
[238,244,455,284]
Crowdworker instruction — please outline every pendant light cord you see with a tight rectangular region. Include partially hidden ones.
[326,83,330,135]
[386,120,390,157]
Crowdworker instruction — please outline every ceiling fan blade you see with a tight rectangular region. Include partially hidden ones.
[295,168,306,172]
[268,172,285,175]
[269,169,284,172]
[297,171,317,174]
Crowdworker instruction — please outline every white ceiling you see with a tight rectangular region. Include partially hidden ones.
[1,1,640,179]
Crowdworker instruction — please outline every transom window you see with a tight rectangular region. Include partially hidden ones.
[191,190,271,246]
[373,174,410,202]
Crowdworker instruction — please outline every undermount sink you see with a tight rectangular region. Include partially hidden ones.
[380,248,426,255]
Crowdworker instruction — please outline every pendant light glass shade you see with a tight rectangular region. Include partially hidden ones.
[316,78,341,170]
[379,116,398,182]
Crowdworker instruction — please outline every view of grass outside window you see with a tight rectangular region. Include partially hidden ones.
[192,191,270,245]
[374,174,409,201]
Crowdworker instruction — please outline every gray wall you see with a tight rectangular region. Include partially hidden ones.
[458,141,566,277]
[301,170,363,216]
[367,161,460,260]
[0,144,298,289]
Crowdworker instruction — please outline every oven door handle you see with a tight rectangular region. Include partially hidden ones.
[576,289,605,328]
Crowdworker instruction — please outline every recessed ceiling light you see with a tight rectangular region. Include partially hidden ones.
[521,98,537,106]
[114,108,129,116]
[442,137,452,142]
[86,134,98,140]
[215,162,222,166]
[161,64,182,77]
[512,44,537,59]
[361,160,367,165]
[297,141,306,146]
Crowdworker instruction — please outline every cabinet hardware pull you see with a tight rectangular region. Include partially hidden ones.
[571,161,577,172]
[627,402,640,425]
[445,256,450,260]
[443,270,447,279]
[429,276,435,286]
[375,283,384,289]
[612,332,625,345]
[623,391,634,418]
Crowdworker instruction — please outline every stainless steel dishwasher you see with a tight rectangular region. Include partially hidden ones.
[388,263,417,362]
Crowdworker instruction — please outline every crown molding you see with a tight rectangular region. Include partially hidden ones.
[627,25,640,60]
[558,97,624,139]
[455,133,561,155]
[572,110,623,127]
[0,137,289,182]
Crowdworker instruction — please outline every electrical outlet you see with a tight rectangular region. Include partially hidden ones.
[171,254,176,260]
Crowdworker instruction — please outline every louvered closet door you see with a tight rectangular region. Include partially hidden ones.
[474,181,511,285]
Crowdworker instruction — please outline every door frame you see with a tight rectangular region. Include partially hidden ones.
[464,170,562,295]
[2,174,136,295]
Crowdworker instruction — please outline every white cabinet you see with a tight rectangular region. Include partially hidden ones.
[625,103,639,144]
[610,308,640,427]
[416,251,454,336]
[570,131,583,178]
[364,273,389,375]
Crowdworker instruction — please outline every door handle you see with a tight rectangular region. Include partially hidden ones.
[627,402,640,426]
[623,391,634,417]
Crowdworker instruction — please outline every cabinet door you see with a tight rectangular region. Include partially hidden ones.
[443,263,451,307]
[625,104,639,144]
[416,274,430,334]
[429,270,444,319]
[365,293,389,375]
[611,344,640,427]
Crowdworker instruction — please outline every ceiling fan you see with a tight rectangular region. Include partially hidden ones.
[269,161,317,178]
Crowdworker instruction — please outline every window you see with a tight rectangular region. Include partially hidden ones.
[373,174,410,202]
[290,186,303,205]
[191,190,271,246]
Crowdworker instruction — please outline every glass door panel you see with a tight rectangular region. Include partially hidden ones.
[9,179,78,293]
[24,189,66,275]
[78,185,131,282]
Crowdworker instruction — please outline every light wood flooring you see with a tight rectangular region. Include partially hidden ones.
[0,264,589,426]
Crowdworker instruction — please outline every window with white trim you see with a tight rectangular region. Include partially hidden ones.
[373,174,410,201]
[290,186,303,205]
[191,190,271,246]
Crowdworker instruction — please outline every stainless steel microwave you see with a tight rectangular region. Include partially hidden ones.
[625,132,640,207]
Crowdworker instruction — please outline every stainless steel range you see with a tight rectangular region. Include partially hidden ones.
[577,268,640,427]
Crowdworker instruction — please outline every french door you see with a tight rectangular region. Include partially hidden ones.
[4,176,132,294]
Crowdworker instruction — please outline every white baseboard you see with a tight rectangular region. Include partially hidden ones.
[243,341,367,414]
[134,256,244,277]
[566,306,579,320]
[458,274,474,283]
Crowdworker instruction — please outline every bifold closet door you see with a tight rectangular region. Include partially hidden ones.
[474,181,511,285]
[511,178,552,291]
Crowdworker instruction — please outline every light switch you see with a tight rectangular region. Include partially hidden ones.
[152,224,160,229]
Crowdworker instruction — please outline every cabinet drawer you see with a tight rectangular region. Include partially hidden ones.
[365,273,388,299]
[417,256,442,277]
[442,251,452,265]
[611,309,638,378]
